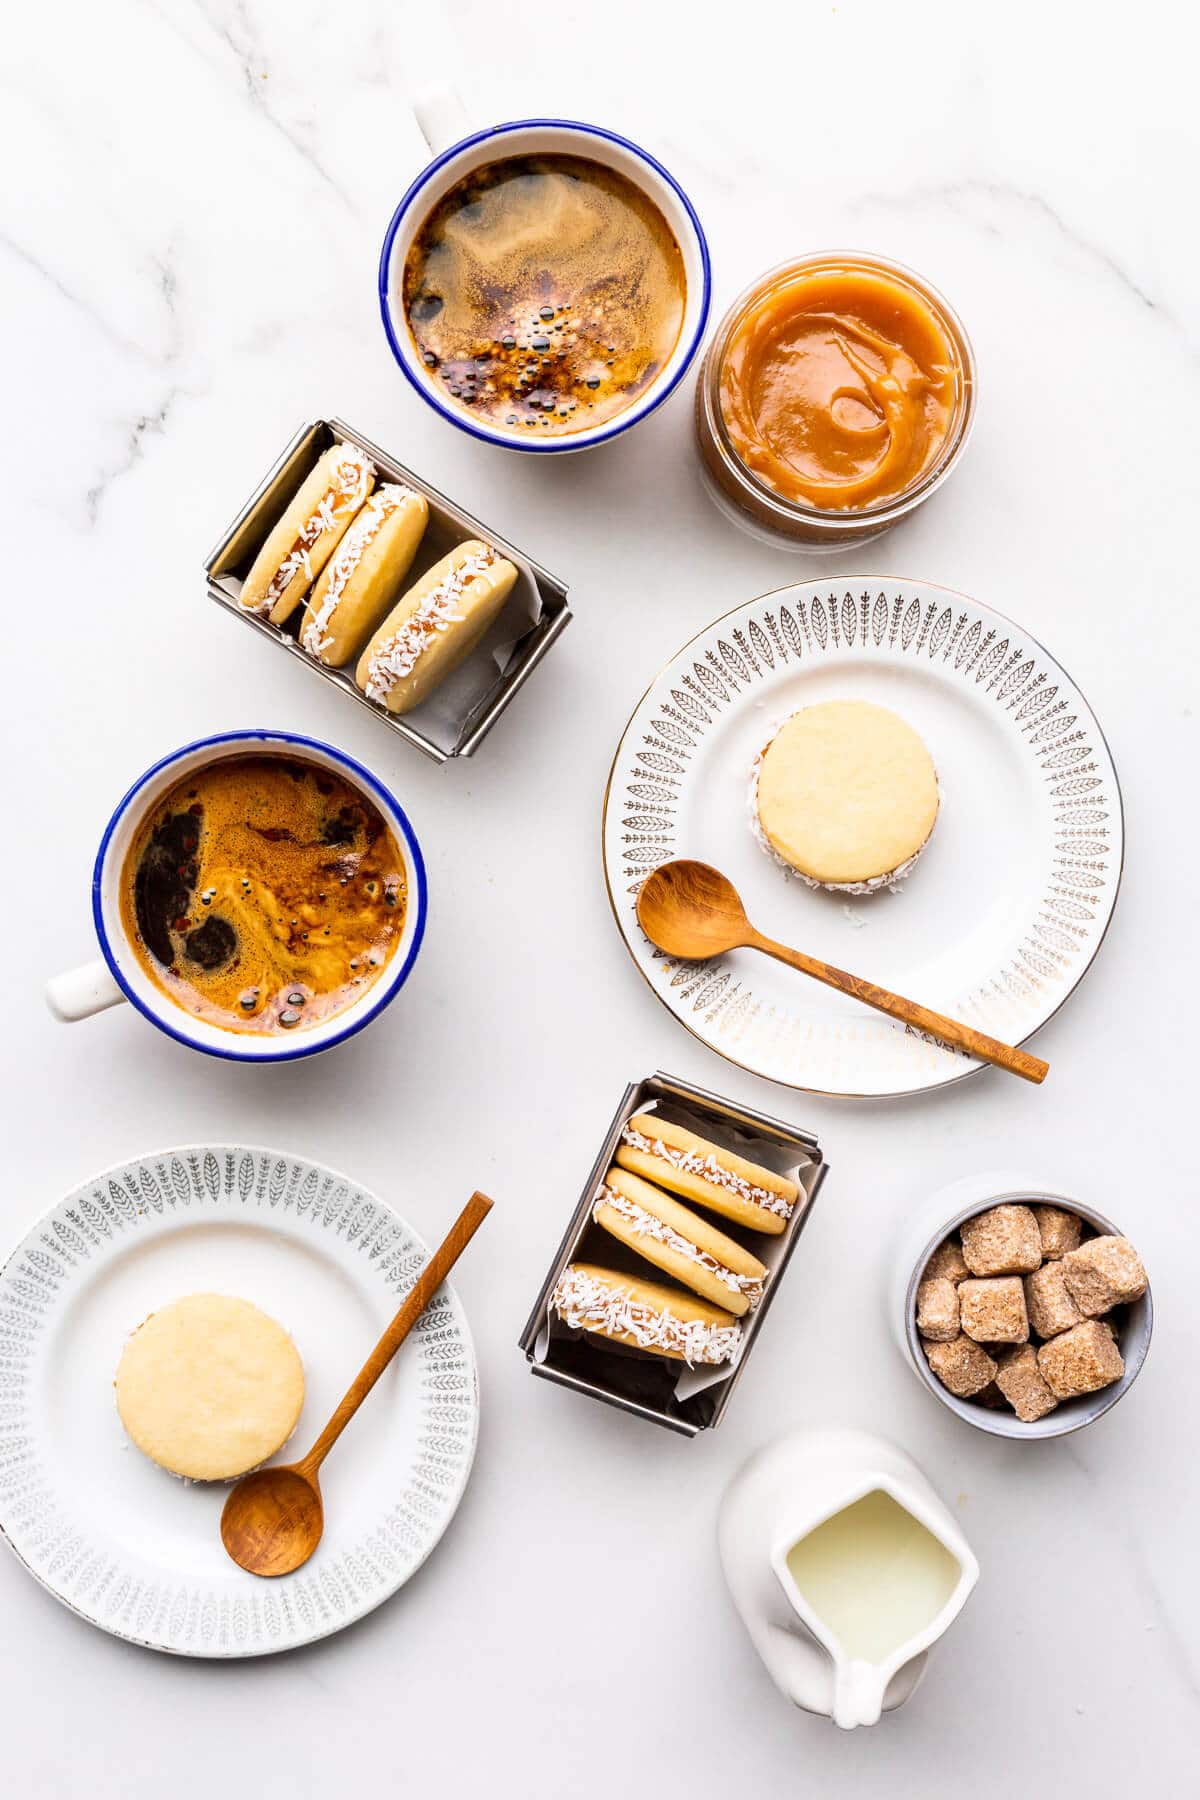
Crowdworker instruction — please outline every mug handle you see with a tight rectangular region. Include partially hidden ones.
[46,960,126,1023]
[412,83,471,158]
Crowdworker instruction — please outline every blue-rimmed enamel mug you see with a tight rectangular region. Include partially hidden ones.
[45,730,428,1063]
[378,86,711,454]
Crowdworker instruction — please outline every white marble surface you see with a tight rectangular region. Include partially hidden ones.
[3,0,1198,1789]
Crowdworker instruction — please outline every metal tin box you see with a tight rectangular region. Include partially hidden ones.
[519,1071,828,1436]
[204,417,571,764]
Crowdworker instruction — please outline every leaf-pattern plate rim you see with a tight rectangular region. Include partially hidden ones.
[601,578,1124,1099]
[0,1145,479,1657]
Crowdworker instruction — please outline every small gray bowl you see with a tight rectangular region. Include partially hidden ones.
[904,1191,1153,1440]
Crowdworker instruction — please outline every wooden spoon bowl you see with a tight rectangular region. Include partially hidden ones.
[637,859,759,958]
[220,1465,325,1579]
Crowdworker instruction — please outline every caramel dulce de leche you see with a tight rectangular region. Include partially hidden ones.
[696,254,975,547]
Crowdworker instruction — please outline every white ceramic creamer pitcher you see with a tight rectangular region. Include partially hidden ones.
[717,1427,978,1729]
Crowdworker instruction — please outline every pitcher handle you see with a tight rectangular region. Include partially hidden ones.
[46,960,126,1022]
[765,1624,835,1717]
[412,84,471,158]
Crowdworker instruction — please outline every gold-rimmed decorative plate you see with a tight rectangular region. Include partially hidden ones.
[603,580,1123,1098]
[0,1146,479,1656]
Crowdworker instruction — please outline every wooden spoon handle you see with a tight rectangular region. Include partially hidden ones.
[752,933,1048,1084]
[299,1191,493,1474]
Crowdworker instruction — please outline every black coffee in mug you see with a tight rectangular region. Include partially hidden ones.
[402,153,686,437]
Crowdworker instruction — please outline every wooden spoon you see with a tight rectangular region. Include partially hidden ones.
[636,860,1048,1085]
[220,1190,493,1577]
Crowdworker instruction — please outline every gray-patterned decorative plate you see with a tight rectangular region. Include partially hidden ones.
[0,1146,479,1656]
[603,580,1122,1097]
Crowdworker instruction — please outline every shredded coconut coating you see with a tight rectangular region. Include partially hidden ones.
[301,483,416,655]
[364,547,495,704]
[621,1125,792,1221]
[252,445,376,616]
[551,1266,741,1366]
[594,1187,763,1307]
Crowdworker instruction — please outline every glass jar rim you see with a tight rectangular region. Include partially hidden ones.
[702,249,978,527]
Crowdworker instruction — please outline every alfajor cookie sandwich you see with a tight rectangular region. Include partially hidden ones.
[752,700,939,892]
[300,484,429,665]
[615,1115,798,1236]
[115,1293,304,1482]
[592,1167,767,1316]
[355,539,518,715]
[240,442,376,624]
[551,1262,742,1366]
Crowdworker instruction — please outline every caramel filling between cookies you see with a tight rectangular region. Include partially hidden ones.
[551,1267,741,1366]
[252,447,375,616]
[302,484,416,656]
[594,1187,764,1307]
[620,1125,793,1220]
[363,547,496,704]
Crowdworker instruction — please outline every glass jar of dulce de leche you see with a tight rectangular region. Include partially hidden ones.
[695,251,976,550]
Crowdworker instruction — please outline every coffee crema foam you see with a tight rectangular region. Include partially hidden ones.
[119,755,407,1036]
[402,154,686,436]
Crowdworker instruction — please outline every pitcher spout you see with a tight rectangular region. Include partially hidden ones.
[832,1659,886,1731]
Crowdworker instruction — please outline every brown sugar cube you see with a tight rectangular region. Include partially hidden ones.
[960,1204,1042,1276]
[1024,1261,1084,1338]
[916,1277,960,1342]
[1060,1236,1148,1317]
[924,1235,970,1285]
[995,1345,1059,1422]
[924,1333,998,1398]
[1038,1320,1125,1398]
[958,1277,1029,1344]
[1033,1204,1083,1261]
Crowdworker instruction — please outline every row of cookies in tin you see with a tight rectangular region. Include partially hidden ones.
[238,440,518,715]
[550,1114,800,1367]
